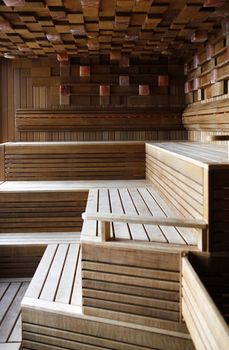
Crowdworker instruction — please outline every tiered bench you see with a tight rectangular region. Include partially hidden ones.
[0,141,228,349]
[21,243,194,350]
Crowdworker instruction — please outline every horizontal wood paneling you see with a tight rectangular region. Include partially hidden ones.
[0,191,87,233]
[183,99,229,131]
[0,245,44,278]
[145,144,204,220]
[4,142,145,180]
[182,257,229,350]
[81,243,184,328]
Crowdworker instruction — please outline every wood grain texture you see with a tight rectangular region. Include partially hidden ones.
[4,142,145,180]
[182,257,229,350]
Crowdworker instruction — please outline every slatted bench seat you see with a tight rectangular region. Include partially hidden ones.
[145,141,229,252]
[81,187,204,248]
[21,243,194,350]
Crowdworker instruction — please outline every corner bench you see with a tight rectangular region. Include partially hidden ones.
[21,243,194,350]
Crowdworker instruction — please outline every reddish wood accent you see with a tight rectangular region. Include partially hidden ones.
[193,54,200,68]
[110,51,121,61]
[119,55,130,67]
[203,0,225,6]
[80,66,91,77]
[0,18,11,30]
[100,85,110,96]
[191,30,208,43]
[57,53,69,62]
[16,109,184,132]
[60,85,70,96]
[87,39,99,50]
[158,75,169,87]
[193,78,200,90]
[139,85,150,95]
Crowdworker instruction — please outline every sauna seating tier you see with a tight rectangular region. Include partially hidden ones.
[21,243,194,350]
[1,141,145,181]
[145,142,229,252]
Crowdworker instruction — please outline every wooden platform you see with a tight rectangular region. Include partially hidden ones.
[146,142,229,252]
[21,243,194,350]
[81,187,199,247]
[0,278,29,346]
[2,141,145,181]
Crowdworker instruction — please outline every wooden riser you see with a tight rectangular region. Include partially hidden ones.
[81,242,187,331]
[3,142,145,181]
[0,191,88,234]
[21,306,194,350]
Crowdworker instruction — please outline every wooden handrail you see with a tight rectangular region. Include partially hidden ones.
[82,212,207,242]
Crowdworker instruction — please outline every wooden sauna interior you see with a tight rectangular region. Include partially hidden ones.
[0,0,228,349]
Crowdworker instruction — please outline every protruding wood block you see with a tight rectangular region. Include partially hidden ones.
[80,66,90,77]
[0,18,11,30]
[87,39,99,50]
[191,30,208,43]
[119,55,130,67]
[2,0,25,6]
[185,81,192,94]
[206,44,214,61]
[100,85,110,96]
[204,0,225,7]
[193,54,200,68]
[139,85,150,95]
[184,64,188,75]
[222,17,229,36]
[46,34,61,42]
[57,52,69,63]
[119,75,129,86]
[60,84,70,96]
[193,78,200,90]
[110,51,121,61]
[17,44,31,52]
[158,75,169,87]
[210,69,218,83]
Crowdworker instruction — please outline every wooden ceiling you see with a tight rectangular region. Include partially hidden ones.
[0,0,228,60]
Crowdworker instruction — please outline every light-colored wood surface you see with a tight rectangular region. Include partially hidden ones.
[81,187,199,247]
[0,279,29,344]
[182,257,229,350]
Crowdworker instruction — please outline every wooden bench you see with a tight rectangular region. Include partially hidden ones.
[15,108,184,142]
[2,141,145,181]
[21,243,194,350]
[145,141,229,252]
[182,256,229,350]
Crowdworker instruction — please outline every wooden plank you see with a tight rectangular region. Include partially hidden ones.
[0,282,28,342]
[109,188,130,239]
[82,212,207,228]
[0,144,4,181]
[25,245,57,299]
[40,244,69,302]
[182,257,229,350]
[55,244,80,304]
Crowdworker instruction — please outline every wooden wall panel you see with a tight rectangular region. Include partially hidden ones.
[184,33,229,139]
[0,56,187,142]
[0,59,15,142]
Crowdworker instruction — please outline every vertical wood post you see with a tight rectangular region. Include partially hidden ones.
[101,221,110,242]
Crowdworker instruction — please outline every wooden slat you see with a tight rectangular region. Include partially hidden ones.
[182,257,229,350]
